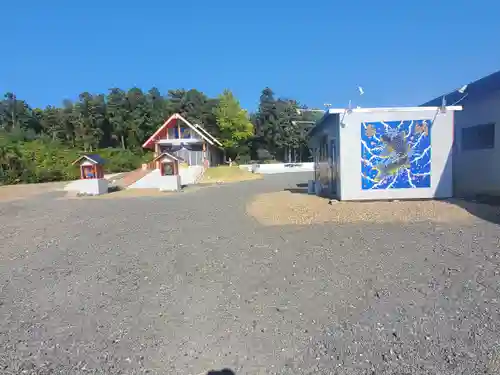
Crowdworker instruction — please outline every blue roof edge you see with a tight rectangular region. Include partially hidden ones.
[308,112,333,138]
[421,70,500,107]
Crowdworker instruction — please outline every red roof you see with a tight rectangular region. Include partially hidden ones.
[142,114,178,149]
[142,113,220,149]
[152,152,184,163]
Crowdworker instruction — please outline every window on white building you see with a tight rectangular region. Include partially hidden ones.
[461,123,495,150]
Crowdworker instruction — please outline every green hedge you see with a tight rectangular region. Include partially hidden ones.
[0,138,152,185]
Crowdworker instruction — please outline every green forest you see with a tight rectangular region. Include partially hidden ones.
[0,87,321,185]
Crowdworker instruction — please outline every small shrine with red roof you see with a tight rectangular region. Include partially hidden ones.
[71,154,109,195]
[151,151,184,191]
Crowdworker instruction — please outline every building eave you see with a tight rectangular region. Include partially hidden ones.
[421,69,500,107]
[142,113,217,149]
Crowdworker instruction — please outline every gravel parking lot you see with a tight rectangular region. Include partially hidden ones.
[0,173,499,375]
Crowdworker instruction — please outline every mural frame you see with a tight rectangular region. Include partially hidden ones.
[361,119,432,190]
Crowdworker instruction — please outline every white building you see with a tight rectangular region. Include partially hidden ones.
[309,106,461,201]
[422,70,500,197]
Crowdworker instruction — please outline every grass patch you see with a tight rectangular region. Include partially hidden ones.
[201,166,262,184]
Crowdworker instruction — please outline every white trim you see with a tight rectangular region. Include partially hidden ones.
[153,151,184,163]
[157,138,202,145]
[194,124,223,147]
[327,106,463,114]
[142,113,176,147]
[142,113,215,148]
[72,155,98,165]
[175,114,215,145]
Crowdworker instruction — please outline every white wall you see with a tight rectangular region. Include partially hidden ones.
[180,165,204,184]
[128,166,204,189]
[65,179,108,195]
[248,163,314,174]
[159,175,181,191]
[338,109,455,201]
[64,173,122,191]
[453,91,500,196]
[239,164,253,172]
[128,169,162,189]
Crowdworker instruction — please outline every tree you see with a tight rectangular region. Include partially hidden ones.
[0,93,41,135]
[147,87,167,136]
[72,92,105,152]
[60,100,77,146]
[107,88,129,149]
[125,88,149,150]
[213,89,254,160]
[40,106,64,141]
[0,133,27,184]
[276,99,301,162]
[0,85,317,185]
[251,87,285,160]
[166,88,219,134]
[3,93,17,131]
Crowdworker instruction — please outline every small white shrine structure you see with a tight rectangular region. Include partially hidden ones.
[152,152,183,191]
[71,154,108,195]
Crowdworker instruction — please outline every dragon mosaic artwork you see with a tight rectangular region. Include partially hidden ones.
[361,120,431,190]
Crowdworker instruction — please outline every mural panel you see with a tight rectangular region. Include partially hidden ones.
[361,120,431,190]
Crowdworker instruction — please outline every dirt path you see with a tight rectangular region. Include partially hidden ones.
[0,181,67,202]
[0,173,126,202]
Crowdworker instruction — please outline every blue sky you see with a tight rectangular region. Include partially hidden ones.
[1,0,499,112]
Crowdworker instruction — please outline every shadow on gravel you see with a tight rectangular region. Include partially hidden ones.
[434,148,500,225]
[446,196,500,225]
[207,369,235,375]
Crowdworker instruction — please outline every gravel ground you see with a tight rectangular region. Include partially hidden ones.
[0,173,499,375]
[247,191,480,226]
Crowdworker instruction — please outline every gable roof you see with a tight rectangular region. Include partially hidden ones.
[72,154,106,165]
[421,70,500,107]
[308,112,331,138]
[193,124,223,147]
[142,113,222,149]
[152,152,185,163]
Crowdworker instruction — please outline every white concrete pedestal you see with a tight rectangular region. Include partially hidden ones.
[71,179,108,195]
[159,175,181,192]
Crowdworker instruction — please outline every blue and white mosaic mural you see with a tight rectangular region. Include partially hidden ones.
[361,120,431,190]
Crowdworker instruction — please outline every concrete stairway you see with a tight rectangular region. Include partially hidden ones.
[179,166,204,185]
[113,168,152,189]
[127,169,161,189]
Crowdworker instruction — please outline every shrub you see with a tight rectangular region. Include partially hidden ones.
[0,138,153,185]
[98,148,150,173]
[236,154,251,165]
